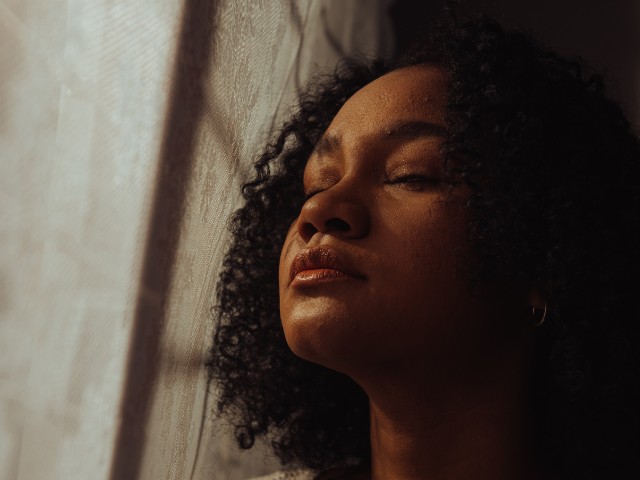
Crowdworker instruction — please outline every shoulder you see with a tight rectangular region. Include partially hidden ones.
[248,468,316,480]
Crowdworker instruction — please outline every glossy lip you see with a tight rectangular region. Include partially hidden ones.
[289,245,365,287]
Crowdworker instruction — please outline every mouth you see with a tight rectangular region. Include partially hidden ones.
[289,245,365,287]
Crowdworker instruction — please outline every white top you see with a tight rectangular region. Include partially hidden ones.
[249,469,316,480]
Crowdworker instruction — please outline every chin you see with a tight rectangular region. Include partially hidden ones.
[281,313,364,374]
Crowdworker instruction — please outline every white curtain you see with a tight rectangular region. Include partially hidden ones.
[0,1,392,479]
[0,1,184,479]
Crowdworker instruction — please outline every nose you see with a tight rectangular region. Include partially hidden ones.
[296,183,370,243]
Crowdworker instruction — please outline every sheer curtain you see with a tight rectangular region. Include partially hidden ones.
[0,1,392,479]
[0,1,184,479]
[135,3,394,479]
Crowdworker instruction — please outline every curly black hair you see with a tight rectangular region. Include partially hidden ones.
[207,13,640,480]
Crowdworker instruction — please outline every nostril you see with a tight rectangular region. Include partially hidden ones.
[301,222,318,239]
[326,218,349,232]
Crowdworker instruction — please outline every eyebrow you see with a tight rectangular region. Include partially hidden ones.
[313,120,448,157]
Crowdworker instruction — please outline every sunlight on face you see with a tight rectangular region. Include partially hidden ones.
[278,65,526,383]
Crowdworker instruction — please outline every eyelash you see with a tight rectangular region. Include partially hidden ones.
[303,175,436,200]
[386,174,436,186]
[304,174,438,201]
[384,174,438,190]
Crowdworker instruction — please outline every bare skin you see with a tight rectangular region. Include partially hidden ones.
[364,337,537,480]
[279,65,546,480]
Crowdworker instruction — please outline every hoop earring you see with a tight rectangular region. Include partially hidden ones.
[532,301,547,327]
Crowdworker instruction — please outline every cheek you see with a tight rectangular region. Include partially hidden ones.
[364,197,482,359]
[385,201,523,369]
[390,198,470,281]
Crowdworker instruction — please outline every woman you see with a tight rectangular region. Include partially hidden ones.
[208,14,640,480]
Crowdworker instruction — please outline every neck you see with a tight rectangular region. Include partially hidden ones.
[360,350,536,480]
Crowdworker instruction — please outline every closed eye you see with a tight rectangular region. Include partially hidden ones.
[303,175,438,200]
[385,175,439,189]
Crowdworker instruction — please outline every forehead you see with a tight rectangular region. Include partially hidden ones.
[325,64,449,140]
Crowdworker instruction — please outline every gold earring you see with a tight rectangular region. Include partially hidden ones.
[532,301,547,327]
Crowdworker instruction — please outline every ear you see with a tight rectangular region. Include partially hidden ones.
[527,285,546,310]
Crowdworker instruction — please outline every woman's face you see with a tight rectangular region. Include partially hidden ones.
[279,65,530,383]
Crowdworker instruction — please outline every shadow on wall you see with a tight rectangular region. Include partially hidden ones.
[108,1,220,479]
[391,0,640,128]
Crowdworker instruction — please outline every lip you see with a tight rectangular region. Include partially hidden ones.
[289,246,365,287]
